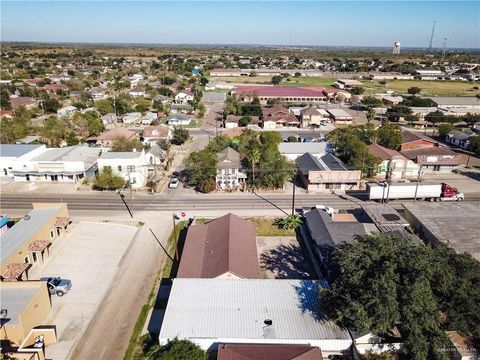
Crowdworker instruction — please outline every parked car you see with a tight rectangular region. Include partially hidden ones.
[168,177,180,189]
[312,204,336,217]
[40,277,72,296]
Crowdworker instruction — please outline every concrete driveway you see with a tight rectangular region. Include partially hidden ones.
[32,221,139,360]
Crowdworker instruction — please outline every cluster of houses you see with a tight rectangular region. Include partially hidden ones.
[222,104,353,130]
[0,126,173,189]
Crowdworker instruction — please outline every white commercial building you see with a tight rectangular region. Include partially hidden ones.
[278,142,328,161]
[11,146,101,183]
[159,279,352,357]
[57,106,77,118]
[97,150,149,189]
[0,144,48,178]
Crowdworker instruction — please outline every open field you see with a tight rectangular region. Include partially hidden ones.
[210,76,478,96]
[360,79,479,96]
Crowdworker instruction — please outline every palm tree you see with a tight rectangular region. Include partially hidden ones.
[248,147,261,187]
[366,107,376,124]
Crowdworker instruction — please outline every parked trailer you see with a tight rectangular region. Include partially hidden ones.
[366,182,464,201]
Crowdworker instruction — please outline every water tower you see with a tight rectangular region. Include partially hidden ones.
[393,41,401,54]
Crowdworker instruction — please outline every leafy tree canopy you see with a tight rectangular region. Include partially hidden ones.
[93,168,126,190]
[172,127,190,145]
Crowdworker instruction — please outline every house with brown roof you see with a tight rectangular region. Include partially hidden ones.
[299,107,330,128]
[9,97,37,110]
[217,343,323,360]
[1,203,70,281]
[367,143,420,180]
[399,131,463,173]
[262,106,300,129]
[86,128,138,148]
[142,126,172,145]
[224,115,260,129]
[177,213,260,279]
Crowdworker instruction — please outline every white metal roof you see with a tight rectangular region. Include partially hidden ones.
[159,279,350,342]
[278,142,327,155]
[0,144,44,158]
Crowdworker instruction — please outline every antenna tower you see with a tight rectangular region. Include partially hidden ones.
[427,21,436,54]
[442,36,448,58]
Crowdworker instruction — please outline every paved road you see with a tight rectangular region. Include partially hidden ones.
[2,192,479,212]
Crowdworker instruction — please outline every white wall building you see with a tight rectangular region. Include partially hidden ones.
[122,112,142,124]
[174,91,194,104]
[11,146,100,183]
[97,150,149,189]
[167,113,192,126]
[159,279,352,357]
[140,112,158,125]
[57,106,77,118]
[0,144,48,178]
[278,142,328,161]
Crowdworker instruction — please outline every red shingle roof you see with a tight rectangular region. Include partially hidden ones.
[177,214,260,279]
[1,263,30,281]
[235,86,326,98]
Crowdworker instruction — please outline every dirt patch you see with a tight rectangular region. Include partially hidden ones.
[257,236,317,280]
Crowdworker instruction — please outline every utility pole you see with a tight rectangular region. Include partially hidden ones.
[291,173,296,216]
[442,36,448,59]
[172,213,179,261]
[414,165,423,202]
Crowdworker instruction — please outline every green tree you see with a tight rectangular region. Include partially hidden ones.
[271,75,282,85]
[407,86,421,96]
[366,107,376,123]
[247,146,261,186]
[185,149,217,188]
[199,77,209,86]
[112,136,144,152]
[386,105,412,122]
[172,127,190,145]
[157,139,171,151]
[87,115,105,136]
[0,88,12,109]
[197,178,216,193]
[287,135,298,142]
[425,110,445,124]
[93,168,126,190]
[66,131,79,146]
[274,214,303,230]
[438,123,455,137]
[0,108,32,143]
[198,103,206,118]
[350,86,365,95]
[320,233,480,359]
[147,338,207,360]
[469,136,480,153]
[95,99,115,115]
[43,98,61,113]
[361,96,383,108]
[377,121,402,150]
[41,116,65,146]
[239,116,252,127]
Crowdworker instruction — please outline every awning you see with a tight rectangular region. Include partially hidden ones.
[28,240,51,252]
[1,263,30,281]
[54,217,71,227]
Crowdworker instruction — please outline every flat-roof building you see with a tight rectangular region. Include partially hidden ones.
[402,203,480,262]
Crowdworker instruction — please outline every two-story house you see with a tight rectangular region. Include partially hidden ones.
[97,150,149,189]
[215,147,247,191]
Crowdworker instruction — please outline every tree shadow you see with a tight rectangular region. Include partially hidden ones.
[260,243,314,279]
[293,280,326,321]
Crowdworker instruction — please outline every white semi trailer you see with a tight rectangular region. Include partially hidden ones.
[367,182,464,201]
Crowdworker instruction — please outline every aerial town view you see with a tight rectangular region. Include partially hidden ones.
[0,1,479,360]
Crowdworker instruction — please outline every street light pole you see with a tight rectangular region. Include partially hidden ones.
[414,165,423,202]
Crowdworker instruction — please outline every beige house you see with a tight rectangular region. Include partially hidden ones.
[368,143,420,180]
[1,281,56,359]
[296,153,361,192]
[300,107,330,128]
[1,204,70,281]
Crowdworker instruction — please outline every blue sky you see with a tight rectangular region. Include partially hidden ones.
[1,1,479,48]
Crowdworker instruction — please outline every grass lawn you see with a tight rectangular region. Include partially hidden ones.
[250,217,296,236]
[360,79,478,97]
[195,217,295,236]
[210,75,478,96]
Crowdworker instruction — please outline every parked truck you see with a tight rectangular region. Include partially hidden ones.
[367,182,464,202]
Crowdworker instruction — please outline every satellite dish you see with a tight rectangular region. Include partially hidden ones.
[24,215,31,221]
[0,309,7,318]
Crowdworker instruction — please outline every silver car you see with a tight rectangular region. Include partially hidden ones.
[40,277,72,296]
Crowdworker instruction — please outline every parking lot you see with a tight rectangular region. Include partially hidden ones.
[257,236,317,279]
[30,221,139,360]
